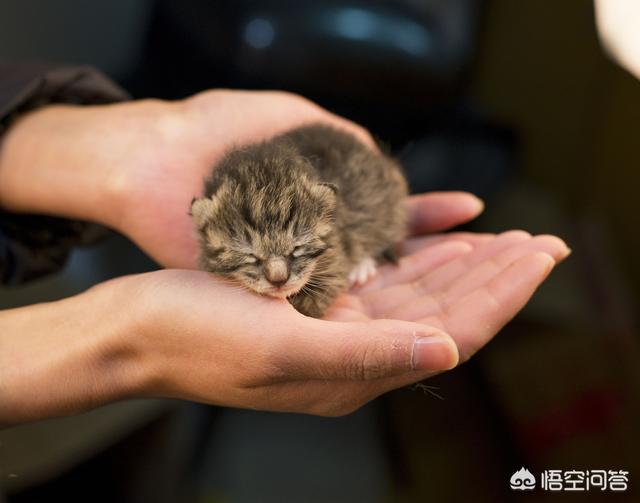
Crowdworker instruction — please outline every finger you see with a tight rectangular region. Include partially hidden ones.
[418,230,537,293]
[270,318,459,382]
[405,192,484,236]
[400,232,495,256]
[387,234,571,320]
[418,252,555,361]
[363,230,533,315]
[444,235,570,300]
[356,240,473,294]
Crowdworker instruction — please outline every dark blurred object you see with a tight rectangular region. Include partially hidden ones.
[131,0,513,200]
[130,0,483,137]
[5,405,199,503]
[399,110,517,198]
[133,0,482,95]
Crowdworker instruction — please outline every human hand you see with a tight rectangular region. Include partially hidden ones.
[0,88,570,420]
[0,90,373,268]
[108,268,460,417]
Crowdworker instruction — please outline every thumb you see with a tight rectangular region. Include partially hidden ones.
[278,318,459,381]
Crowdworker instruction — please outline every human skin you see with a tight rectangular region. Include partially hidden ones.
[595,0,640,79]
[0,91,570,425]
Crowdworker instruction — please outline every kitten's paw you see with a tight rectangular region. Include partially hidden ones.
[348,257,377,286]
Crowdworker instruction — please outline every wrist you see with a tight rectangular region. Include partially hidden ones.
[0,276,152,425]
[0,104,115,224]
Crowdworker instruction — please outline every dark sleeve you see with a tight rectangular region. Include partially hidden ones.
[0,61,130,285]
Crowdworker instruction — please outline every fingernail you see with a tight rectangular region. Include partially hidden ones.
[559,246,572,260]
[470,194,485,211]
[412,335,458,371]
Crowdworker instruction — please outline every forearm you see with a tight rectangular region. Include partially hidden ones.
[0,280,149,426]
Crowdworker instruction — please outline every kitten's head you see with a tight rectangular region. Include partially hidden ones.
[191,173,337,299]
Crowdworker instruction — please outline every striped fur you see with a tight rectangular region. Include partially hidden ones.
[192,125,407,317]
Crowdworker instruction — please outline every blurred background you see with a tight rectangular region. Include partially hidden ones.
[1,0,639,501]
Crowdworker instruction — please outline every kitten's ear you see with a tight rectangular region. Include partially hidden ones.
[311,182,338,202]
[190,196,217,228]
[319,182,338,194]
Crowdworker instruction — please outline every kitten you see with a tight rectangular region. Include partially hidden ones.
[191,124,408,317]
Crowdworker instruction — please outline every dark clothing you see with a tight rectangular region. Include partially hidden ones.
[0,62,129,285]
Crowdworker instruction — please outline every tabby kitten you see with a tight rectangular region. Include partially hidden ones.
[191,125,408,317]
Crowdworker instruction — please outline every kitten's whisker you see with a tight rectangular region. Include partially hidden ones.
[300,283,322,295]
[302,279,328,289]
[300,283,326,297]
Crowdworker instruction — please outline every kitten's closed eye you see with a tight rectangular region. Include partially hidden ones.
[244,254,260,264]
[292,245,328,259]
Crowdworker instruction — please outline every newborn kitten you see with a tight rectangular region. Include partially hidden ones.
[191,124,408,317]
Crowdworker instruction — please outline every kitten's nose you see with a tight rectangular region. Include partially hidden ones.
[264,258,289,287]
